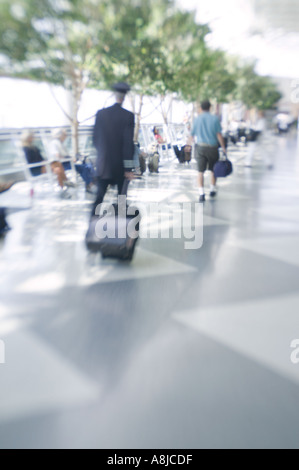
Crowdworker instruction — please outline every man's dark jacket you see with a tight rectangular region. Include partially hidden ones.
[92,103,135,182]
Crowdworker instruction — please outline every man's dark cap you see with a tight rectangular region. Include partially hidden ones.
[112,82,131,94]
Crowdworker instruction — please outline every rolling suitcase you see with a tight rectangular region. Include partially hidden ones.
[183,145,192,163]
[148,152,159,173]
[85,181,141,261]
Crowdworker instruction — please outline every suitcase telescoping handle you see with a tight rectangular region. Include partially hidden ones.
[121,178,130,196]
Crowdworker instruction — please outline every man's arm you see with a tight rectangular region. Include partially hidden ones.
[187,135,194,145]
[123,112,136,180]
[187,119,196,145]
[217,133,227,155]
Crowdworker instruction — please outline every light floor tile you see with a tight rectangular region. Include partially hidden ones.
[173,293,299,385]
[78,248,197,286]
[229,235,299,267]
[0,330,99,424]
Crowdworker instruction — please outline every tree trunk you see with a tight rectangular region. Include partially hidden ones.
[158,94,175,160]
[134,93,144,142]
[71,117,79,158]
[70,75,84,158]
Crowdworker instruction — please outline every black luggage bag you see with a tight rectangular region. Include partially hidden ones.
[246,129,261,142]
[173,145,182,162]
[174,145,192,164]
[85,181,141,261]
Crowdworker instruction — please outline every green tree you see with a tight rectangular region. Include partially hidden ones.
[153,9,210,131]
[194,50,237,105]
[91,0,173,140]
[0,0,114,154]
[0,0,182,148]
[235,62,282,110]
[107,6,211,140]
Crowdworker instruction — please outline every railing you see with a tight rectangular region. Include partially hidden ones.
[0,126,88,185]
[0,123,187,184]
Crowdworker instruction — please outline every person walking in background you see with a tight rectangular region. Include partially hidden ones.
[245,110,272,169]
[90,81,135,218]
[190,100,227,202]
[21,131,46,177]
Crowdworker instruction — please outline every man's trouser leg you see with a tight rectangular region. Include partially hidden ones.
[91,179,110,217]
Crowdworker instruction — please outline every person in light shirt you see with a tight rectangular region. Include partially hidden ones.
[245,111,272,169]
[48,129,73,171]
[47,129,75,195]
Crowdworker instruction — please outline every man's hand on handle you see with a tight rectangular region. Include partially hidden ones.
[124,171,136,181]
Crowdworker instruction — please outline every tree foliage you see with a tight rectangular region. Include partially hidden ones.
[0,0,282,145]
[234,62,282,110]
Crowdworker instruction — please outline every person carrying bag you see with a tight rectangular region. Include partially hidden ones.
[190,100,227,202]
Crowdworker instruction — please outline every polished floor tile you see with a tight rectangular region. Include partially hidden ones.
[0,133,299,448]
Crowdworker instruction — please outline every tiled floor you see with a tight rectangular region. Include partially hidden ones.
[0,133,299,449]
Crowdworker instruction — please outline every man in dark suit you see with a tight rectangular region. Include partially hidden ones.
[91,82,135,217]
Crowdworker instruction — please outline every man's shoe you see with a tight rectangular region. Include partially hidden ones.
[199,194,205,203]
[210,191,217,198]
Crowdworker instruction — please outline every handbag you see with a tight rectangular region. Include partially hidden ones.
[213,154,233,178]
